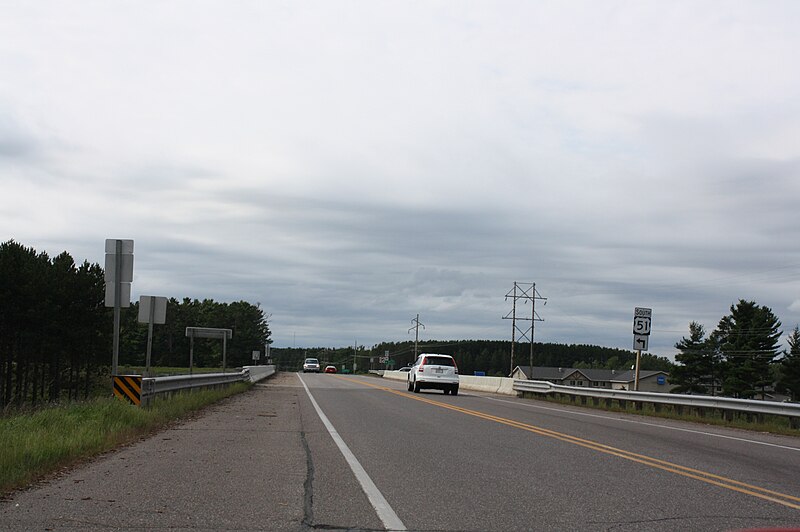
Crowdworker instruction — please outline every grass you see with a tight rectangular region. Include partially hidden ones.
[0,382,251,496]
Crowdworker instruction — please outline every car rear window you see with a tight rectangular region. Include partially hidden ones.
[422,356,454,367]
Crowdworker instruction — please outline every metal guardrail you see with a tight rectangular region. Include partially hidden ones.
[514,379,800,424]
[141,371,247,401]
[140,365,276,403]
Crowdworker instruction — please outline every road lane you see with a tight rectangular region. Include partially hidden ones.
[298,374,405,530]
[305,373,799,531]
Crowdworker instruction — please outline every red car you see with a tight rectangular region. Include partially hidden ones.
[324,365,337,373]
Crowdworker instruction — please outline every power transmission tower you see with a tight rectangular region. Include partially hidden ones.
[503,282,546,377]
[408,314,425,360]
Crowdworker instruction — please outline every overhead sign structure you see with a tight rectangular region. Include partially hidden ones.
[139,296,167,375]
[185,327,233,374]
[106,239,134,377]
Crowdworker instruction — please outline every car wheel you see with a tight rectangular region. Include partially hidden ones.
[451,386,459,396]
[443,388,449,395]
[413,379,421,393]
[407,379,413,391]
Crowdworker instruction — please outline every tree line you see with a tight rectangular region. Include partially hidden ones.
[0,240,271,409]
[670,299,800,400]
[273,339,672,376]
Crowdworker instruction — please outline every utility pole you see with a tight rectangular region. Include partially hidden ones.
[503,282,546,378]
[408,314,425,361]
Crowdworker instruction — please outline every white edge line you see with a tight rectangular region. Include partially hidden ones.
[298,374,406,531]
[480,395,800,452]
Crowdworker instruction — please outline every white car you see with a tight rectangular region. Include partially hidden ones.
[302,358,320,373]
[407,353,459,395]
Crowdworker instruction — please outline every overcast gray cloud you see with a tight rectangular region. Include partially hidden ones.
[2,1,799,357]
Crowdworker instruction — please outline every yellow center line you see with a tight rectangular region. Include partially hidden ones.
[337,376,800,510]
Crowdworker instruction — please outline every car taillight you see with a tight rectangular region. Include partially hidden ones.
[454,360,459,374]
[419,366,424,373]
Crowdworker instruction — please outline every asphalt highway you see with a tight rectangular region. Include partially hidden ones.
[2,372,798,531]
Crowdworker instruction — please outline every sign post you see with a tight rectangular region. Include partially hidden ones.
[105,239,133,377]
[632,307,652,391]
[138,295,167,376]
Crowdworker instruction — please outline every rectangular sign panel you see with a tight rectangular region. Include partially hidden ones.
[634,334,649,351]
[633,307,652,336]
[185,327,233,339]
[104,282,131,308]
[104,254,134,283]
[105,239,134,254]
[138,295,167,324]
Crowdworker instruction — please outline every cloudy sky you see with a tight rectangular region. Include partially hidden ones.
[2,1,799,357]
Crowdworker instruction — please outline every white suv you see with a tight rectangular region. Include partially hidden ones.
[302,358,320,373]
[407,353,459,395]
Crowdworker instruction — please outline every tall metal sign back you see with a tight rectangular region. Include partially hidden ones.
[105,239,134,377]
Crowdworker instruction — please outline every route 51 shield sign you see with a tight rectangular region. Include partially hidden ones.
[633,307,652,350]
[633,307,652,335]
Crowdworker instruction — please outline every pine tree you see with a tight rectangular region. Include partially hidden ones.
[714,300,782,399]
[779,325,800,401]
[670,322,718,394]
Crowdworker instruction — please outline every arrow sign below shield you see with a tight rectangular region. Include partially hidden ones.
[634,334,649,351]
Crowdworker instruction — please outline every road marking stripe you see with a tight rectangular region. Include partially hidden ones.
[298,374,406,531]
[481,395,800,452]
[342,376,800,510]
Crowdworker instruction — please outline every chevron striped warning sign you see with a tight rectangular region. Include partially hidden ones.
[113,375,142,406]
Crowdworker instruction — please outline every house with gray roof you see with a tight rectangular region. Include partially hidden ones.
[512,365,673,393]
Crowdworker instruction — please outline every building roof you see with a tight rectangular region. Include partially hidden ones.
[608,370,667,383]
[514,365,667,383]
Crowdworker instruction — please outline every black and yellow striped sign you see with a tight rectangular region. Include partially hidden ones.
[113,375,142,406]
